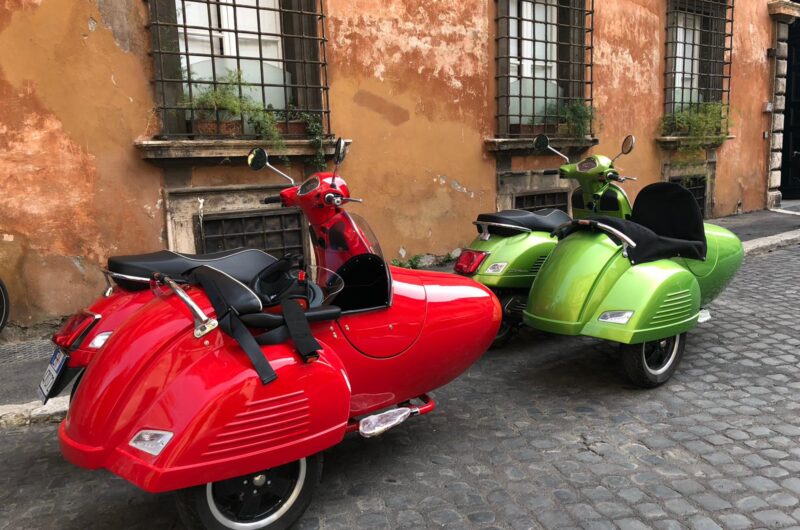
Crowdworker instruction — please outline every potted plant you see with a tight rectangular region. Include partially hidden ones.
[660,102,728,151]
[185,70,284,149]
[558,102,594,138]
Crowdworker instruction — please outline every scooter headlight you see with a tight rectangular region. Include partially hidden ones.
[599,311,634,324]
[88,331,112,349]
[130,430,173,456]
[485,262,508,274]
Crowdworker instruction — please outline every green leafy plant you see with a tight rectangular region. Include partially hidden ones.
[300,112,327,171]
[559,103,594,138]
[185,70,285,151]
[660,102,728,151]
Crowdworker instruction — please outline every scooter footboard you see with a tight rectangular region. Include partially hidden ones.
[60,338,351,493]
[580,261,701,344]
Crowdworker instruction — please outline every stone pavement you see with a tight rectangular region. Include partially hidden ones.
[1,244,799,529]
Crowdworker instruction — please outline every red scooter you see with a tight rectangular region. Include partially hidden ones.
[41,139,501,530]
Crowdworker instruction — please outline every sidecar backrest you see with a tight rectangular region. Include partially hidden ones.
[631,182,706,249]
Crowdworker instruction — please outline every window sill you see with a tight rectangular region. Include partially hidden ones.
[486,136,599,155]
[655,135,735,151]
[134,138,342,163]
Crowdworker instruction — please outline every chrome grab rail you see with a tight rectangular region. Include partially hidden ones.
[554,220,638,258]
[473,221,531,240]
[151,274,218,339]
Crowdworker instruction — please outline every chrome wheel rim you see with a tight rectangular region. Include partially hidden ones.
[206,458,306,530]
[642,335,680,377]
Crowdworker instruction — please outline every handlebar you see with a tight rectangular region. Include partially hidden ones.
[261,195,283,205]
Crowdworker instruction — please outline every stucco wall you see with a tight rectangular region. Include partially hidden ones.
[324,0,497,260]
[0,0,164,325]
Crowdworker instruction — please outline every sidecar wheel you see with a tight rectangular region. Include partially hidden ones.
[176,454,322,530]
[621,333,685,388]
[491,319,518,349]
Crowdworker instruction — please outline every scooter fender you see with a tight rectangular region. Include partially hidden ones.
[465,231,557,289]
[580,260,701,344]
[60,292,351,493]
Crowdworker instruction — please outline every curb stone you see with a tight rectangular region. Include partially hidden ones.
[1,230,798,430]
[0,396,68,428]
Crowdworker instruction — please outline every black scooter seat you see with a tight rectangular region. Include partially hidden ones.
[108,249,276,291]
[476,209,571,237]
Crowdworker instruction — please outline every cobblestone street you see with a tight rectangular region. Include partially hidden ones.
[1,245,799,530]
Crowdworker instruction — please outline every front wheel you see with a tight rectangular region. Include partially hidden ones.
[621,333,686,388]
[176,454,322,530]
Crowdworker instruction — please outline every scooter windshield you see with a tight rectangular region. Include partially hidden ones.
[306,266,344,304]
[347,213,383,258]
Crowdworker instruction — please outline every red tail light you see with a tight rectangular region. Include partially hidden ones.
[454,250,489,275]
[53,311,100,350]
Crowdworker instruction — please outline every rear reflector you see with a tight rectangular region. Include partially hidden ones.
[454,250,489,275]
[52,311,100,350]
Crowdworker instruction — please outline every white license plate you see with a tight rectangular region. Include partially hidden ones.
[38,348,67,404]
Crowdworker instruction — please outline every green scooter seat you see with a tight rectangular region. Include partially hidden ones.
[476,209,571,237]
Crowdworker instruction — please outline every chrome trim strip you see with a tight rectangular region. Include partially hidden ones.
[472,221,532,233]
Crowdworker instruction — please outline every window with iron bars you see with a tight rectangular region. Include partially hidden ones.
[496,0,594,139]
[664,0,733,131]
[148,0,330,139]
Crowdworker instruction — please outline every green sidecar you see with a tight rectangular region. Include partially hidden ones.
[523,182,744,387]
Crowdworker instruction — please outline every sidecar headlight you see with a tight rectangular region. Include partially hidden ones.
[130,430,173,456]
[485,262,508,274]
[599,311,634,324]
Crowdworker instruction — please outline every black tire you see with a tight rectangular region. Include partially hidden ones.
[0,279,8,334]
[621,333,686,388]
[490,319,518,349]
[176,454,322,530]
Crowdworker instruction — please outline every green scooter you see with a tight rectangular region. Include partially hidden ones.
[455,134,641,345]
[456,135,744,387]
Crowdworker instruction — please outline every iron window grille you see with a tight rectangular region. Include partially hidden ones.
[194,208,307,257]
[671,175,708,218]
[664,0,734,130]
[148,0,331,139]
[496,0,594,139]
[514,190,570,213]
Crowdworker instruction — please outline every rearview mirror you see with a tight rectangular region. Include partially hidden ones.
[621,135,636,155]
[533,134,550,151]
[247,148,268,171]
[334,138,348,166]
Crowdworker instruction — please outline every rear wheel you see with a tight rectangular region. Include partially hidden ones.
[0,279,8,333]
[176,454,321,530]
[621,333,685,388]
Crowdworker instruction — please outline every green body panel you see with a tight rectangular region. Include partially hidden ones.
[524,223,742,344]
[466,231,557,289]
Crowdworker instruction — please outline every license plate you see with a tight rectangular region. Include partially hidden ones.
[38,348,67,404]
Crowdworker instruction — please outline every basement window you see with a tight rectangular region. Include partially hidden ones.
[194,208,307,257]
[495,0,594,140]
[664,1,733,122]
[514,190,570,213]
[148,0,330,140]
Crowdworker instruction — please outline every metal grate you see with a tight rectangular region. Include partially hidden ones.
[664,0,734,127]
[514,190,570,213]
[194,208,306,257]
[671,175,708,218]
[148,0,330,139]
[496,0,594,139]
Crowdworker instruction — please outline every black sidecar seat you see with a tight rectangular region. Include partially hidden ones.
[476,208,571,237]
[108,249,276,291]
[559,182,707,264]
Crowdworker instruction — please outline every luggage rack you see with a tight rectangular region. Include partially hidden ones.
[101,269,217,339]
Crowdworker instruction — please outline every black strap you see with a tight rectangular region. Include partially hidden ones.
[187,270,277,385]
[281,300,322,361]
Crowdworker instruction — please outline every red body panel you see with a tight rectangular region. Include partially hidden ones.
[59,171,501,495]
